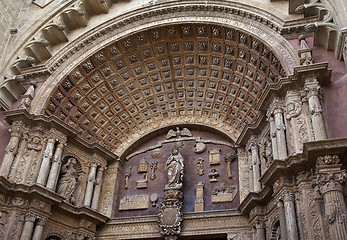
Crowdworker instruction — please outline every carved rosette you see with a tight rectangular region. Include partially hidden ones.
[158,199,183,236]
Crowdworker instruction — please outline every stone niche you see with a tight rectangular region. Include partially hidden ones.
[115,128,239,218]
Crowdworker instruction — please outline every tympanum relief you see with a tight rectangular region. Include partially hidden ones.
[117,127,238,218]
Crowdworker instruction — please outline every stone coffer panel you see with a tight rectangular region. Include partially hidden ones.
[114,128,238,217]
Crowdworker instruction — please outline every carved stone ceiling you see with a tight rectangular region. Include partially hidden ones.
[43,23,286,153]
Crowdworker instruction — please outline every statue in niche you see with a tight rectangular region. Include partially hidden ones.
[166,127,192,140]
[166,146,184,189]
[56,158,78,204]
[262,137,273,166]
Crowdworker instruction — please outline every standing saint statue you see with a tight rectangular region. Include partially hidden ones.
[165,147,184,189]
[57,158,78,204]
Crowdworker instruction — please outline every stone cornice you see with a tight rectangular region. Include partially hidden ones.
[238,186,273,214]
[237,62,331,146]
[258,138,347,187]
[0,176,108,224]
[2,109,120,163]
[98,210,250,239]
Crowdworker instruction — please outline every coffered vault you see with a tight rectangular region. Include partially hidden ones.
[40,23,291,155]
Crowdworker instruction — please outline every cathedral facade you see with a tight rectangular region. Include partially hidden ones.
[0,0,347,239]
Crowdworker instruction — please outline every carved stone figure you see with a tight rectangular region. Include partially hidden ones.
[262,137,273,165]
[166,127,192,139]
[56,158,78,204]
[166,147,184,189]
[23,135,42,162]
[286,100,301,120]
[124,167,132,189]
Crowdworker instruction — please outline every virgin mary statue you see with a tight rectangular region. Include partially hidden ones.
[165,147,184,189]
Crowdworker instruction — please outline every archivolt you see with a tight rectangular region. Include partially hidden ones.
[30,3,299,156]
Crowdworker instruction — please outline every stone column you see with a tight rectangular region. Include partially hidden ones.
[251,142,261,192]
[20,213,36,240]
[46,142,65,190]
[32,217,46,240]
[194,181,204,212]
[255,220,266,240]
[36,138,56,185]
[91,166,105,210]
[316,155,347,240]
[282,191,299,240]
[84,163,97,207]
[248,151,254,192]
[0,123,22,178]
[305,78,327,140]
[268,115,279,160]
[273,104,287,159]
[277,199,288,240]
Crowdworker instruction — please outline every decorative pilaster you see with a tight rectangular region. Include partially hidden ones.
[273,103,287,159]
[32,217,47,240]
[46,142,65,190]
[0,122,23,178]
[316,155,347,240]
[250,141,261,192]
[99,160,121,217]
[84,163,97,207]
[91,166,105,210]
[36,137,56,185]
[20,213,37,240]
[305,78,327,140]
[281,191,299,240]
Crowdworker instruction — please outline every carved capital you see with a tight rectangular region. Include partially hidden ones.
[36,217,47,226]
[316,171,346,194]
[24,212,37,222]
[255,219,265,229]
[282,191,295,202]
[305,78,322,98]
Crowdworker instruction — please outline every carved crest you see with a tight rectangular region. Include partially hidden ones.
[158,200,183,236]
